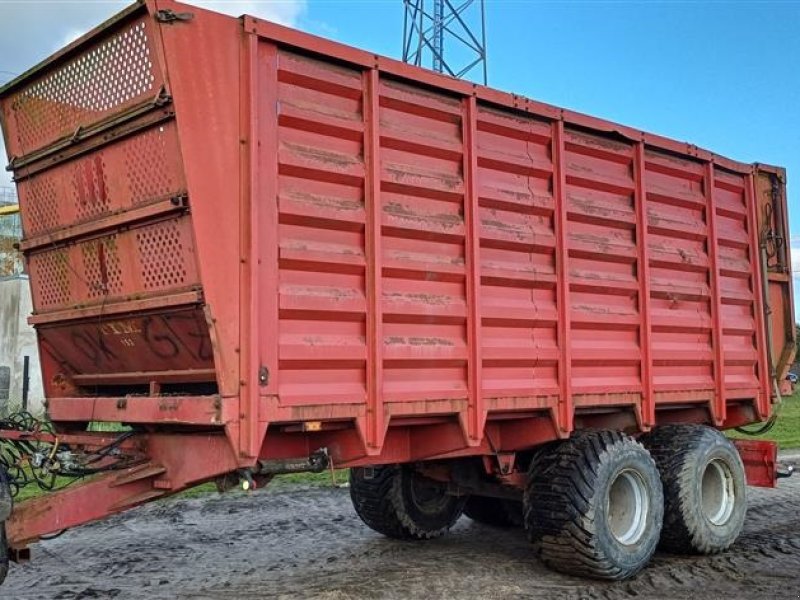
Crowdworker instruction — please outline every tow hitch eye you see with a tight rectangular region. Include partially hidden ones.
[240,470,257,491]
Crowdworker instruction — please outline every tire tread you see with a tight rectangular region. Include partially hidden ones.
[525,431,661,580]
[640,424,746,555]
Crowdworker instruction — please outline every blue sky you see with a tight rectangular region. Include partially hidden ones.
[1,0,798,314]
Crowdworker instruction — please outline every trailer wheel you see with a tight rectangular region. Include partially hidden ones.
[640,424,746,554]
[525,431,663,580]
[349,465,465,540]
[464,496,523,527]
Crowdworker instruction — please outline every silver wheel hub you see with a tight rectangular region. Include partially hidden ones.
[607,469,649,545]
[701,459,735,526]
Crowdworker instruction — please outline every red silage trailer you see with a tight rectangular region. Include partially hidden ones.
[0,0,794,583]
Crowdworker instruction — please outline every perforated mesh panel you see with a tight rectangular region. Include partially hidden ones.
[27,216,198,312]
[7,18,160,155]
[29,250,71,309]
[136,219,188,290]
[72,155,110,221]
[17,121,186,237]
[126,126,177,204]
[81,236,123,298]
[24,178,60,235]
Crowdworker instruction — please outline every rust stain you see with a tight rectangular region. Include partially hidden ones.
[283,141,361,169]
[385,291,452,306]
[385,164,462,190]
[383,202,462,229]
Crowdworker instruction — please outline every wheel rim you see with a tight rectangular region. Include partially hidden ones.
[701,459,735,526]
[607,469,649,546]
[408,472,451,515]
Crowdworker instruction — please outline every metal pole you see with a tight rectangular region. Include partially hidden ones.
[22,355,29,412]
[432,0,444,73]
[480,0,487,85]
[401,0,486,83]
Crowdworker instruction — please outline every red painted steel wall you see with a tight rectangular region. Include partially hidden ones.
[0,0,793,464]
[260,46,773,439]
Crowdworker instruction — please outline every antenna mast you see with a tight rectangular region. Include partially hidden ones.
[402,0,488,85]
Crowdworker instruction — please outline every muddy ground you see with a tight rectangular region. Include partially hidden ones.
[3,463,800,600]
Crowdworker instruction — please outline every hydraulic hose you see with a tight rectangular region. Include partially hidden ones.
[736,209,783,436]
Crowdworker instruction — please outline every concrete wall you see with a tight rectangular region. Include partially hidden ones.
[0,275,44,415]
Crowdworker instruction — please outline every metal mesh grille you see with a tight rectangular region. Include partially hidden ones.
[8,19,157,154]
[136,220,188,290]
[126,126,176,204]
[29,250,70,308]
[27,216,198,312]
[17,121,186,237]
[81,236,123,298]
[23,178,60,235]
[72,155,111,221]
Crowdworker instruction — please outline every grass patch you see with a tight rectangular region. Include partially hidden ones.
[272,469,348,488]
[174,469,349,499]
[87,422,131,432]
[13,475,76,503]
[15,469,350,503]
[728,390,800,449]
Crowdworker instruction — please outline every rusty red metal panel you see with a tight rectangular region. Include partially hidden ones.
[463,96,483,443]
[1,11,165,159]
[364,68,384,451]
[6,434,238,546]
[552,121,572,433]
[704,163,726,425]
[27,215,200,313]
[475,106,557,413]
[645,150,715,400]
[15,120,186,239]
[153,1,244,404]
[46,395,229,424]
[634,143,654,427]
[714,169,761,406]
[256,39,281,418]
[563,127,641,422]
[272,47,367,418]
[37,307,214,396]
[732,438,777,488]
[745,172,771,418]
[239,29,260,459]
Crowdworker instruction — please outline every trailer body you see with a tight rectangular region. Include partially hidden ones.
[0,0,794,557]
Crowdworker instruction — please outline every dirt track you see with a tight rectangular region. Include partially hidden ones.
[3,467,800,599]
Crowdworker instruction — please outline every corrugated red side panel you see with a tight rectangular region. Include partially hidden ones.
[257,41,769,441]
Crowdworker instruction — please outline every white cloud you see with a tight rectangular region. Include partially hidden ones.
[59,28,88,50]
[193,0,306,26]
[789,241,800,286]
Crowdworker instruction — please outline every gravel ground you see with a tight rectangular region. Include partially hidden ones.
[2,459,800,599]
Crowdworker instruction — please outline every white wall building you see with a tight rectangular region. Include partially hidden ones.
[0,275,44,415]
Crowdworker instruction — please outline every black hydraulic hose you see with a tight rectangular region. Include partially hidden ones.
[736,236,783,436]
